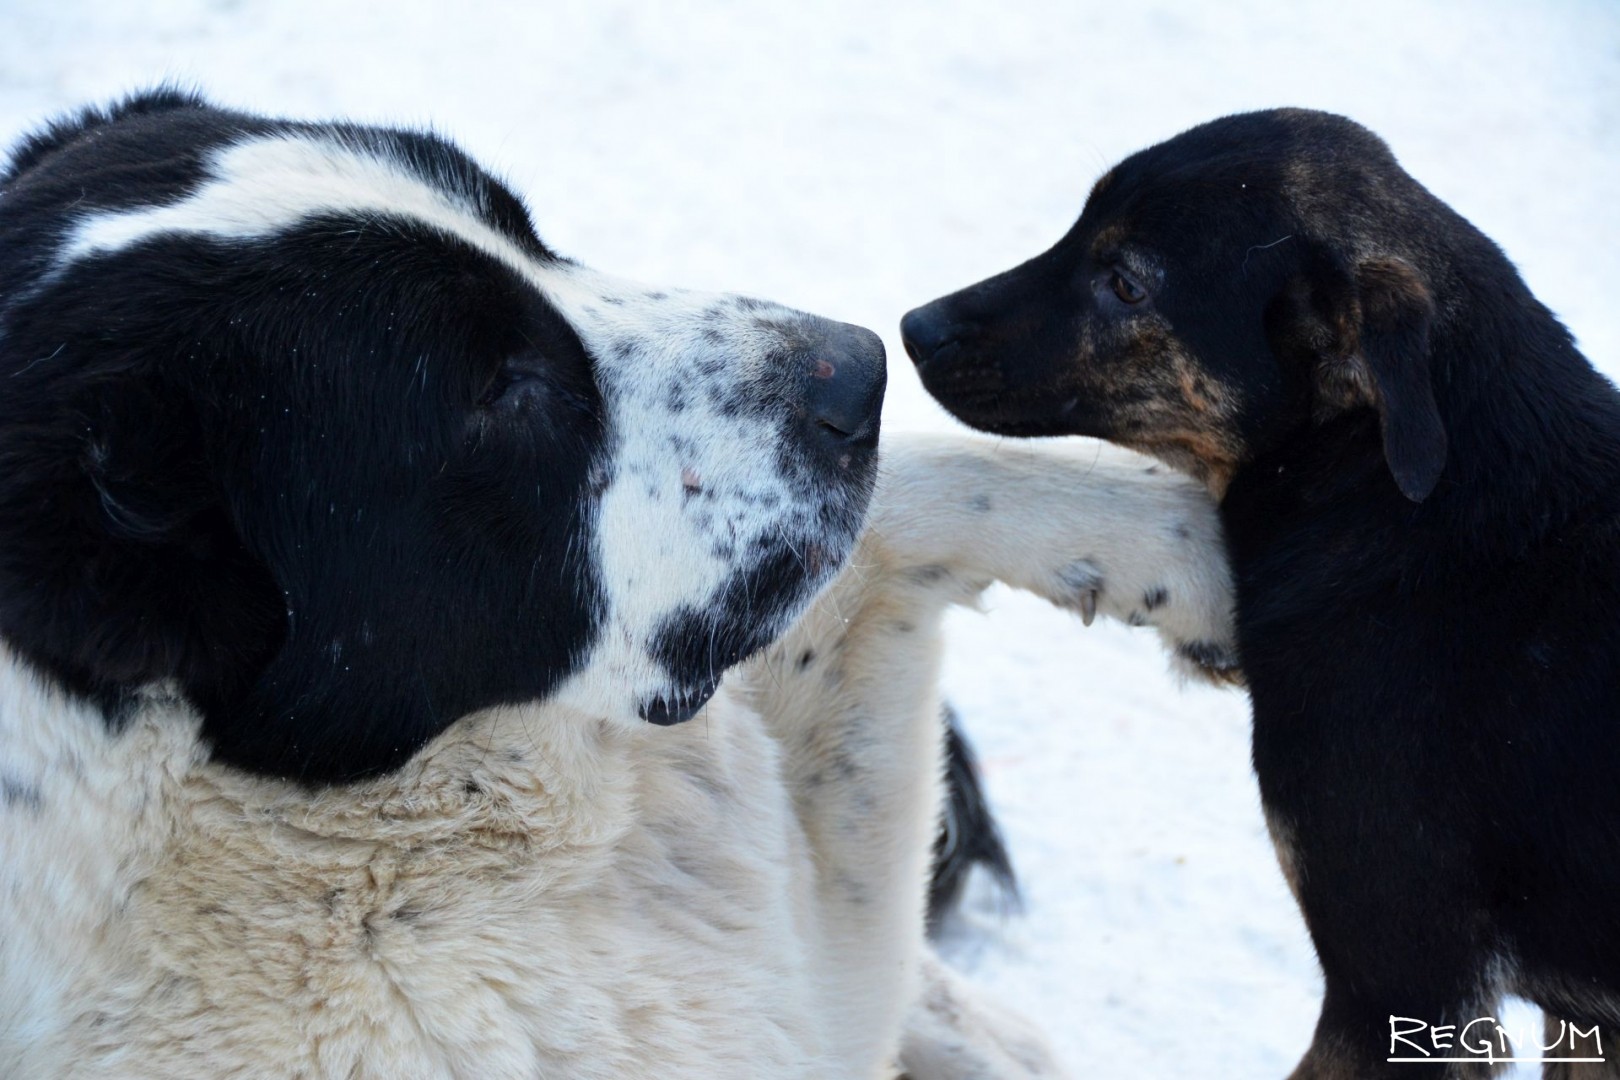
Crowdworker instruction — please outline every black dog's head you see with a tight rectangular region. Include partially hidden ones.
[0,90,885,783]
[902,109,1460,502]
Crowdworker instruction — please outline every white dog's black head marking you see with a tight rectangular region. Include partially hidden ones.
[0,90,884,782]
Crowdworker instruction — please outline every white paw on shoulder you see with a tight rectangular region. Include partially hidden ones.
[1028,496,1241,687]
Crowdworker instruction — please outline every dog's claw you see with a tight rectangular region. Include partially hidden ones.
[1079,590,1097,627]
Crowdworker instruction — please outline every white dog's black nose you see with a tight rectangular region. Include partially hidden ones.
[803,320,886,449]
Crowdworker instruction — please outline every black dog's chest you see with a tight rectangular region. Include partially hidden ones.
[1223,445,1620,826]
[1221,441,1431,663]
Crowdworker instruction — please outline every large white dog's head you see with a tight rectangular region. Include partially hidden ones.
[0,91,885,782]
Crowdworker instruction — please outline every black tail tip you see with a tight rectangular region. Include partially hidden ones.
[927,704,1021,937]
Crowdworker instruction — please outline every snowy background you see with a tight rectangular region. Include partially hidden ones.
[3,1,1616,1074]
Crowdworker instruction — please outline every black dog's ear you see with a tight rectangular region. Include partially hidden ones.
[1353,258,1445,502]
[1267,251,1446,502]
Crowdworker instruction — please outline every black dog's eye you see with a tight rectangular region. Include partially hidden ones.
[1110,269,1147,305]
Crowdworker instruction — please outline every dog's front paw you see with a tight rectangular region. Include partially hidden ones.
[1141,533,1242,686]
[1045,559,1108,627]
[1036,546,1242,688]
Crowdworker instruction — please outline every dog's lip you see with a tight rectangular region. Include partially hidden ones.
[638,678,721,726]
[932,392,1094,439]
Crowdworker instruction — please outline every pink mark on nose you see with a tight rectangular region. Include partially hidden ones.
[681,467,703,494]
[812,359,836,380]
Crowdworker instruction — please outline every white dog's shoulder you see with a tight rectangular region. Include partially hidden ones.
[0,666,833,1078]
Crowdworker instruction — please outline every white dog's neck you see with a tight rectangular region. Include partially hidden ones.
[0,641,828,1076]
[0,643,640,867]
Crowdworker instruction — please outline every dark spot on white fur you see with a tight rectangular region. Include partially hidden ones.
[1178,639,1237,672]
[0,775,43,813]
[834,871,870,906]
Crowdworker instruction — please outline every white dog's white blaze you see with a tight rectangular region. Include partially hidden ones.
[535,267,853,722]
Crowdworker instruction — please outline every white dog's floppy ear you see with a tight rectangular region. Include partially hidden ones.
[1267,249,1446,502]
[0,345,287,720]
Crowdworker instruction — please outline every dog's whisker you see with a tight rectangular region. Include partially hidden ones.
[1239,233,1295,278]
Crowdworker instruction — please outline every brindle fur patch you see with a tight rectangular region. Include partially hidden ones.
[1088,321,1243,494]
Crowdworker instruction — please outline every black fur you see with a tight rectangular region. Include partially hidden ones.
[2,87,205,184]
[904,109,1620,1076]
[0,92,605,782]
[927,704,1019,936]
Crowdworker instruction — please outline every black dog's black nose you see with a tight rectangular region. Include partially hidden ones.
[899,303,959,368]
[803,320,886,447]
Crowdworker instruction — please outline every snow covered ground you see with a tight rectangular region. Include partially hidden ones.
[3,1,1616,1075]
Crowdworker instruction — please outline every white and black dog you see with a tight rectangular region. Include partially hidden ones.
[0,91,1236,1079]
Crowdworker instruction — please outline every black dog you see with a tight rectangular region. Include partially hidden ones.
[902,109,1620,1078]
